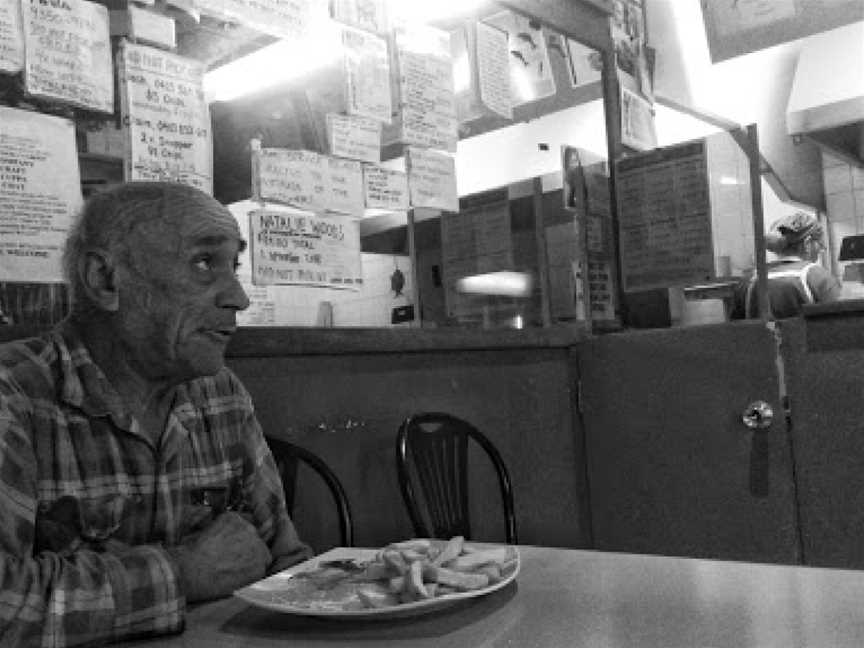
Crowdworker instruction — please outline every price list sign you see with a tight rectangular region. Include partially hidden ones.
[616,141,714,292]
[0,0,23,73]
[21,0,112,112]
[119,41,212,193]
[362,164,408,211]
[406,146,458,213]
[249,209,362,289]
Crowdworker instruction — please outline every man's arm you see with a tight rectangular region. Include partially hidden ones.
[0,394,184,647]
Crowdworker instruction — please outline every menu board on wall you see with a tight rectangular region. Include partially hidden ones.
[362,164,408,210]
[0,0,23,73]
[397,49,458,152]
[21,0,113,113]
[194,0,314,40]
[616,141,714,292]
[406,146,458,213]
[342,25,392,123]
[441,189,513,317]
[249,208,362,289]
[119,42,212,193]
[326,113,381,163]
[475,21,511,119]
[0,107,82,283]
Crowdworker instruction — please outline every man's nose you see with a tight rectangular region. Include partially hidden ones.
[217,274,251,311]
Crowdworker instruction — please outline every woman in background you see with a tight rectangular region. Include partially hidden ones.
[734,212,841,319]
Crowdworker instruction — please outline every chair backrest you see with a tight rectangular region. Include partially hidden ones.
[396,412,517,544]
[265,437,354,547]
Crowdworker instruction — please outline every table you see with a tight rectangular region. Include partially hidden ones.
[121,545,864,647]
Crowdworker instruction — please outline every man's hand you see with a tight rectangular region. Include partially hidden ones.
[167,511,271,602]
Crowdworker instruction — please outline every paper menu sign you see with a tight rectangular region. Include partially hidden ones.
[119,42,212,194]
[21,0,113,113]
[0,0,23,73]
[194,0,315,39]
[363,164,408,211]
[0,107,82,283]
[475,21,511,119]
[255,148,364,215]
[249,208,362,289]
[342,25,392,123]
[330,0,386,33]
[621,86,657,151]
[406,146,458,213]
[326,113,381,163]
[398,50,458,152]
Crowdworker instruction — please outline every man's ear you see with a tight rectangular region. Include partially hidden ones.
[80,250,120,312]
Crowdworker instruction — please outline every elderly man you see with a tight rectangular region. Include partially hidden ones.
[0,182,312,646]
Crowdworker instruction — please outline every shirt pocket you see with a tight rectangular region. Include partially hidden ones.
[34,493,136,556]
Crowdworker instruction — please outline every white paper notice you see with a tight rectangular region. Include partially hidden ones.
[249,209,362,289]
[398,50,458,152]
[0,107,82,283]
[21,0,113,113]
[256,149,364,215]
[0,0,23,73]
[476,21,512,119]
[342,26,392,123]
[119,42,212,193]
[331,0,385,33]
[194,0,313,39]
[621,86,657,151]
[327,113,381,163]
[406,147,458,213]
[363,164,408,211]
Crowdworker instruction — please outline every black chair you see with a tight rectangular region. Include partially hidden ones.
[266,437,354,547]
[396,412,517,544]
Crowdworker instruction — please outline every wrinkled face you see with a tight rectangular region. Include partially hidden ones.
[116,193,250,383]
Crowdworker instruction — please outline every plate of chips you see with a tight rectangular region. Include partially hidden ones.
[234,536,520,619]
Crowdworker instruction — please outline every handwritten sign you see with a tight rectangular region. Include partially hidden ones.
[621,86,657,151]
[256,148,364,214]
[119,42,212,193]
[342,26,392,123]
[476,21,511,119]
[21,0,112,113]
[331,0,386,33]
[485,10,556,106]
[363,164,408,211]
[327,113,381,163]
[406,146,458,212]
[194,0,313,39]
[0,0,23,73]
[249,209,362,289]
[616,141,714,291]
[398,50,458,152]
[0,107,82,283]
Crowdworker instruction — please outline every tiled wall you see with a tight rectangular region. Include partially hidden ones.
[822,151,864,297]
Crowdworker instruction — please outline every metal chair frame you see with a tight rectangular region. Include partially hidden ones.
[396,412,517,544]
[266,437,354,547]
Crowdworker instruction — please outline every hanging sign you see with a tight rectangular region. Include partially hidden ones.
[0,0,23,73]
[362,164,408,211]
[326,112,381,163]
[0,107,82,283]
[330,0,386,33]
[406,146,458,212]
[194,0,314,40]
[21,0,113,113]
[342,25,392,123]
[475,21,512,119]
[119,41,212,193]
[325,156,364,215]
[249,208,363,289]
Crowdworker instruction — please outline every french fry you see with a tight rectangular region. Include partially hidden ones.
[423,565,490,591]
[407,560,430,598]
[431,535,464,566]
[445,547,510,571]
[390,539,433,552]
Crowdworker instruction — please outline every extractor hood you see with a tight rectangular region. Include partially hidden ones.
[786,21,864,163]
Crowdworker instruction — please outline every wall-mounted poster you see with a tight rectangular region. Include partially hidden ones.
[362,164,408,210]
[342,25,392,123]
[621,86,657,152]
[406,146,458,213]
[326,113,381,164]
[566,38,602,88]
[0,107,82,283]
[21,0,113,113]
[0,0,23,73]
[119,41,212,193]
[475,21,511,119]
[484,10,556,106]
[249,208,362,289]
[194,0,316,40]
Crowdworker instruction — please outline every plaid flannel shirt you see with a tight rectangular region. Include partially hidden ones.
[0,325,311,647]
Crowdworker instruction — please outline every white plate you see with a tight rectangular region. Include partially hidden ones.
[234,542,520,620]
